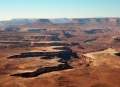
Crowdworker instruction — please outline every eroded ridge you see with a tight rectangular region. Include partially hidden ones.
[8,44,78,78]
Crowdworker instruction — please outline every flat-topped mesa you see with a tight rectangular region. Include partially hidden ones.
[70,18,120,25]
[25,19,53,28]
[35,19,52,24]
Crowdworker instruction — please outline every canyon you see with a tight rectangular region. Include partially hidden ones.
[0,18,120,87]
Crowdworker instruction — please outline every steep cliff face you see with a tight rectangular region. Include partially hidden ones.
[10,62,72,78]
[70,18,120,25]
[28,62,72,77]
[7,51,78,60]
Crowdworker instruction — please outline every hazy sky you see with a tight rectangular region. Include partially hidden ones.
[0,0,120,20]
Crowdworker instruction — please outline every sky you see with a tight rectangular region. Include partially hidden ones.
[0,0,120,20]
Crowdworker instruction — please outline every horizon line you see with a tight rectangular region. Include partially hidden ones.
[1,17,120,21]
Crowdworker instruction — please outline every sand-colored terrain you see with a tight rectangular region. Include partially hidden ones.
[0,24,120,87]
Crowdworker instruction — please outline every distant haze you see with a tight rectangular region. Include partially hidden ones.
[0,0,120,20]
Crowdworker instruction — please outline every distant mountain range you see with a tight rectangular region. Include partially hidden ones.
[0,18,70,25]
[70,18,120,25]
[0,18,120,26]
[1,18,120,31]
[0,18,37,25]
